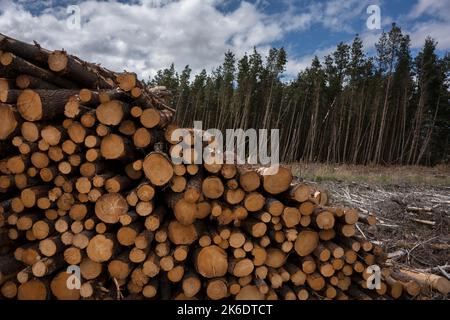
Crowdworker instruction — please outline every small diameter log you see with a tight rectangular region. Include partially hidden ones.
[167,265,184,283]
[183,175,202,203]
[95,193,128,224]
[224,188,245,205]
[16,74,58,90]
[173,246,189,262]
[289,183,313,203]
[182,272,201,298]
[50,271,80,300]
[299,201,315,216]
[32,256,65,278]
[206,278,228,300]
[143,152,174,186]
[64,247,82,265]
[195,245,228,278]
[116,72,136,92]
[235,285,265,300]
[239,168,260,192]
[264,249,287,269]
[384,276,404,299]
[285,264,307,286]
[143,253,161,278]
[96,100,129,126]
[86,234,117,263]
[140,108,172,129]
[6,155,29,174]
[202,176,224,200]
[39,236,64,257]
[196,201,212,220]
[100,134,133,160]
[17,279,47,300]
[166,192,197,226]
[294,230,319,257]
[336,223,356,238]
[221,164,237,179]
[80,258,102,281]
[116,208,137,225]
[133,128,162,149]
[136,183,155,202]
[282,207,301,228]
[242,219,267,238]
[117,223,142,247]
[144,207,164,232]
[244,192,265,212]
[17,214,40,231]
[306,272,326,291]
[358,213,377,226]
[265,198,284,217]
[168,220,198,245]
[258,166,292,195]
[73,231,95,250]
[31,220,54,240]
[313,209,335,230]
[108,252,132,281]
[1,280,17,299]
[105,175,132,193]
[340,208,359,225]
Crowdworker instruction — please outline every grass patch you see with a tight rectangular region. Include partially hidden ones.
[290,163,450,186]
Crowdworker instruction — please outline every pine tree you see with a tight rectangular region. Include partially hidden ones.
[150,26,449,166]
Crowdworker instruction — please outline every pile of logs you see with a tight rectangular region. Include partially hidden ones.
[0,33,449,300]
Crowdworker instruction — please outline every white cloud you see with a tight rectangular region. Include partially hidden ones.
[0,0,285,80]
[408,21,450,50]
[409,0,450,20]
[280,0,376,34]
[284,46,337,79]
[0,0,448,83]
[320,0,372,32]
[3,0,359,80]
[406,0,450,50]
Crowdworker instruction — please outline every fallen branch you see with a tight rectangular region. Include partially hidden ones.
[409,218,436,226]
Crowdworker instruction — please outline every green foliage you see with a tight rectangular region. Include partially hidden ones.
[150,24,449,165]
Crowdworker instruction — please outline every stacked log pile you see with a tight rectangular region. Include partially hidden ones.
[0,33,449,300]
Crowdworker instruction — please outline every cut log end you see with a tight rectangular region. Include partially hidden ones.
[95,193,128,224]
[143,152,174,186]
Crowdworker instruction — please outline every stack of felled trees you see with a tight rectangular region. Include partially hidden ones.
[0,34,448,300]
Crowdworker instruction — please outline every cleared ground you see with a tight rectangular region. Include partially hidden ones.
[292,163,450,299]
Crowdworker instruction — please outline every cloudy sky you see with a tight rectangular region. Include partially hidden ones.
[0,0,449,80]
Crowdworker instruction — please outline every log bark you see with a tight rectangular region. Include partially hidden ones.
[0,51,77,88]
[398,268,450,295]
[48,50,115,89]
[17,89,78,121]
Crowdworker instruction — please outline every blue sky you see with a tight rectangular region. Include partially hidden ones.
[1,0,449,79]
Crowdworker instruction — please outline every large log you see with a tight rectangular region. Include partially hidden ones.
[17,89,78,121]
